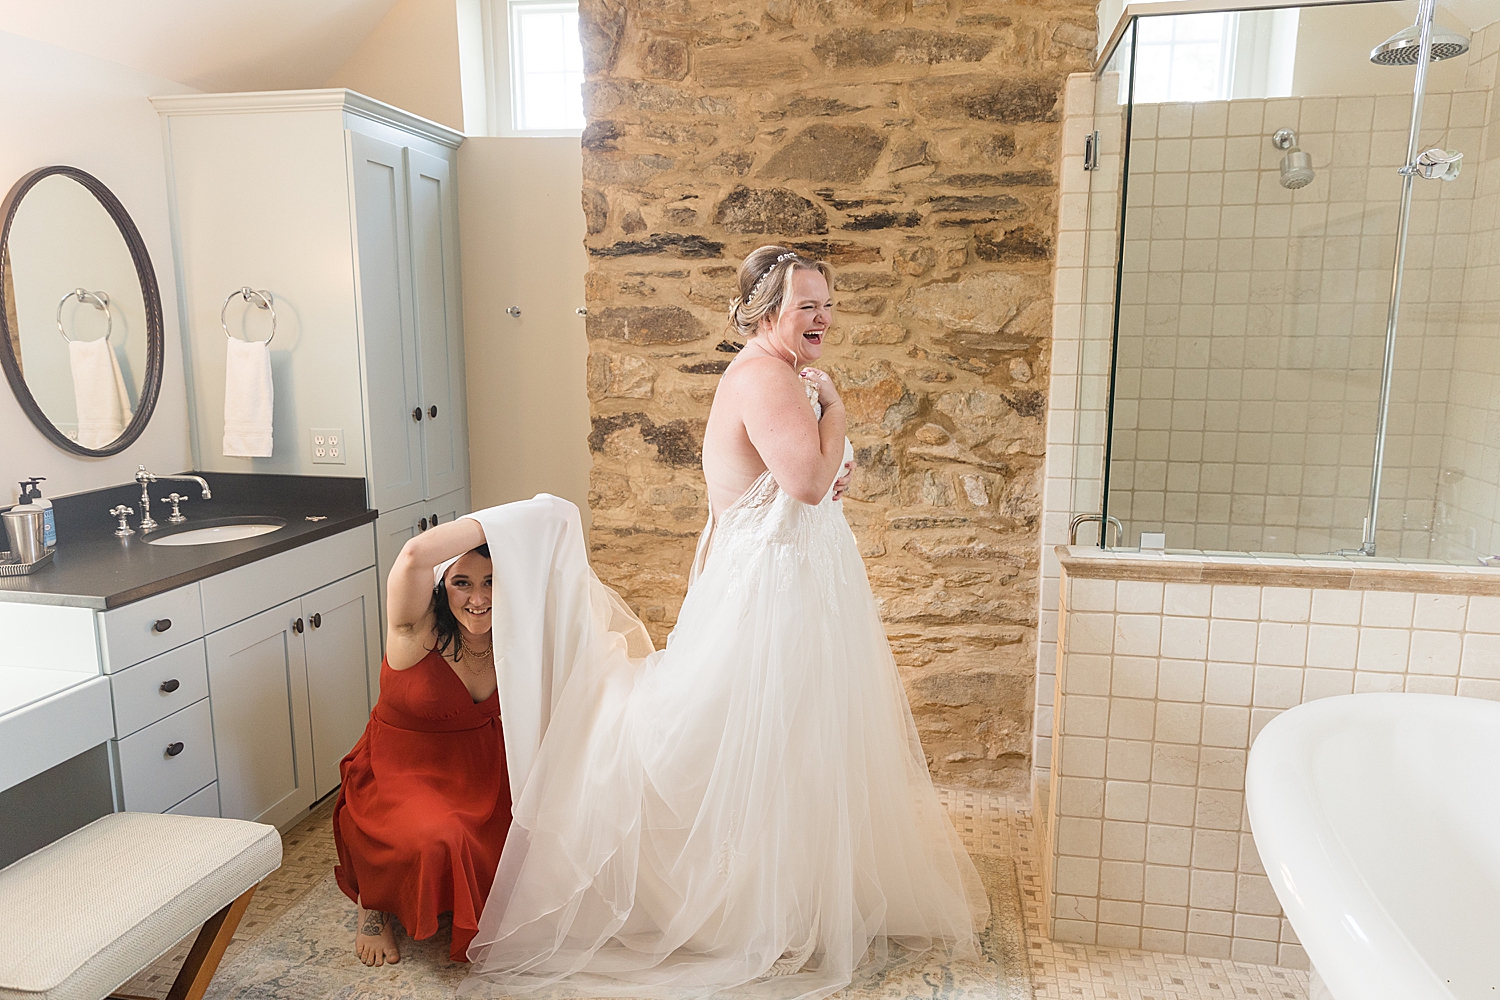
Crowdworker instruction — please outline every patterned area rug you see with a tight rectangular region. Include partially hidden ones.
[202,854,1032,1000]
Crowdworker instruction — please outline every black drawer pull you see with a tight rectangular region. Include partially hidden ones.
[292,617,304,634]
[412,407,423,422]
[310,613,322,629]
[166,742,184,757]
[431,512,439,525]
[419,516,428,531]
[152,618,172,633]
[428,405,438,419]
[160,678,181,694]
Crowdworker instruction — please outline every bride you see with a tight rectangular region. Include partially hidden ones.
[460,246,988,1000]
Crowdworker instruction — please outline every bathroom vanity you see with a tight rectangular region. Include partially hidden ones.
[0,474,379,866]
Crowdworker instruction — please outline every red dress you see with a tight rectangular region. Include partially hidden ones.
[333,647,511,961]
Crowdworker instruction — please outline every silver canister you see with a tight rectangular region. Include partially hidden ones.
[2,506,46,564]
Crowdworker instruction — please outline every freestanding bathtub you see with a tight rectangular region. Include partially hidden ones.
[1245,693,1500,1000]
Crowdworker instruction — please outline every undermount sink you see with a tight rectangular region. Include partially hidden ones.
[147,520,285,546]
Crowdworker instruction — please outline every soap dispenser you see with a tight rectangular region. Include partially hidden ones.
[19,478,55,550]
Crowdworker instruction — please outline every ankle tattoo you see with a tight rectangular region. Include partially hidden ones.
[360,909,387,935]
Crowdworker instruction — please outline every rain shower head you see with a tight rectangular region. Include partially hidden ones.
[1370,22,1471,65]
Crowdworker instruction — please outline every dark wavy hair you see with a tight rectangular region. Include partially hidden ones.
[431,543,491,661]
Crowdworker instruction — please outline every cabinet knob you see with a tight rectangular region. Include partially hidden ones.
[428,405,438,419]
[431,512,439,526]
[160,678,181,694]
[166,742,184,757]
[310,612,322,629]
[419,517,428,531]
[152,618,172,633]
[412,407,423,422]
[293,617,304,634]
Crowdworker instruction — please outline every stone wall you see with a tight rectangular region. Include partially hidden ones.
[578,0,1095,789]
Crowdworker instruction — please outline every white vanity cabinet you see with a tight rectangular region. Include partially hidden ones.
[87,526,381,829]
[152,91,471,645]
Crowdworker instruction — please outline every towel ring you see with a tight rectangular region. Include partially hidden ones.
[55,288,112,343]
[220,287,276,345]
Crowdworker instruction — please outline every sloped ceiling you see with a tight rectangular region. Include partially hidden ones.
[0,0,403,92]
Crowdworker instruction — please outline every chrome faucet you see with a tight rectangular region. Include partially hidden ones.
[130,466,211,531]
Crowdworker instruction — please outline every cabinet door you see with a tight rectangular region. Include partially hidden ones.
[303,567,381,800]
[350,131,425,512]
[205,599,315,827]
[408,147,468,500]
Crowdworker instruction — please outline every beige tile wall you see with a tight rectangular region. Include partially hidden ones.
[1441,22,1500,560]
[1107,87,1489,558]
[1043,563,1500,963]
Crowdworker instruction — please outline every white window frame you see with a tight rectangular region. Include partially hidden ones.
[481,0,585,137]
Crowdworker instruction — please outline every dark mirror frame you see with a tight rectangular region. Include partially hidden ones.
[0,165,164,457]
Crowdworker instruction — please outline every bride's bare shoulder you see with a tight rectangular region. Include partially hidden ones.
[720,351,799,397]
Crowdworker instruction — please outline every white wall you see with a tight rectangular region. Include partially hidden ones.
[0,30,195,504]
[324,0,466,131]
[458,137,592,527]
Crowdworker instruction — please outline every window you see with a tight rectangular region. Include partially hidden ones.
[481,0,585,136]
[1131,8,1298,104]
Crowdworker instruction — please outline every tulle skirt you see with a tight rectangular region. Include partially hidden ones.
[461,481,988,999]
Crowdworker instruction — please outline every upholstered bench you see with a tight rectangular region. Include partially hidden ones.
[0,812,282,1000]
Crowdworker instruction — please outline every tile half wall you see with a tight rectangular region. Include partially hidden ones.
[1042,547,1500,965]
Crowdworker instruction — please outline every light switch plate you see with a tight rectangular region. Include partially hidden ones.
[311,427,346,465]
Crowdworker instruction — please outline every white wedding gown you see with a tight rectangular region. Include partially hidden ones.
[461,392,988,1000]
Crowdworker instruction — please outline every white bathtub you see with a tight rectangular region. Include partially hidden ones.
[1246,693,1500,1000]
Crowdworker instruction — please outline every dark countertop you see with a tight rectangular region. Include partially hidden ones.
[0,473,376,609]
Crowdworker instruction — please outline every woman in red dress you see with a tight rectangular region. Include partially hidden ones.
[333,517,509,966]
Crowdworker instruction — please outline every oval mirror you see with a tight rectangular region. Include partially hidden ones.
[0,166,163,456]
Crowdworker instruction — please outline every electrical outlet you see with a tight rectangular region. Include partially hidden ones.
[311,427,346,465]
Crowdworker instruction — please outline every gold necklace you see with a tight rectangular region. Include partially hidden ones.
[457,633,493,665]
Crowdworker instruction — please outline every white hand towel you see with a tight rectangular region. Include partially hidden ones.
[223,337,274,458]
[70,337,130,449]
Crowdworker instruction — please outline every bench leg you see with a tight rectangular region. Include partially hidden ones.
[164,884,258,1000]
[109,884,259,1000]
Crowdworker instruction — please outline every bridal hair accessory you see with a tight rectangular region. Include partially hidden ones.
[747,252,800,302]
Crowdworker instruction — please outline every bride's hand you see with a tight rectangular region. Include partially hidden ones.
[832,459,855,501]
[799,367,842,410]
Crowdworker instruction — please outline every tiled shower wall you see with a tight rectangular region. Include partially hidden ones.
[1043,560,1500,962]
[1443,21,1500,560]
[1107,86,1489,557]
[1038,71,1122,799]
[1038,26,1500,798]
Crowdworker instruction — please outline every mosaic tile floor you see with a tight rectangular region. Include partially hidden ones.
[119,788,1310,1000]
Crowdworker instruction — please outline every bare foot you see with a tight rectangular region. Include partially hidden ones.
[354,900,401,966]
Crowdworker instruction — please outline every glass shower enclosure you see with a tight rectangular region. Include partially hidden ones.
[1075,0,1500,563]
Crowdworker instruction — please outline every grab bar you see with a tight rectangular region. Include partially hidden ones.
[1069,513,1123,547]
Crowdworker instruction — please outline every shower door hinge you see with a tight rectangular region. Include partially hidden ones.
[1083,130,1101,171]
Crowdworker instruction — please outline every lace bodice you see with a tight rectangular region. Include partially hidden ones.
[690,377,855,584]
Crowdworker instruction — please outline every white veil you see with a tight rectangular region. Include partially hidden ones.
[448,494,652,802]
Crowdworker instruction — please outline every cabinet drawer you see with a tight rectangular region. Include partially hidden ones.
[110,641,210,738]
[115,698,217,814]
[200,526,376,633]
[166,781,220,818]
[99,584,205,673]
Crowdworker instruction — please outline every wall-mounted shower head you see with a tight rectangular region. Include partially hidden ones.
[1370,22,1470,65]
[1273,128,1315,190]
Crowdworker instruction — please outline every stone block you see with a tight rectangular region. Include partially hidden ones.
[588,305,709,344]
[761,124,889,184]
[712,186,828,235]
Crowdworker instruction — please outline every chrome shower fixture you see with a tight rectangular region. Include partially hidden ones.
[1370,22,1470,64]
[1408,146,1463,180]
[1273,128,1315,189]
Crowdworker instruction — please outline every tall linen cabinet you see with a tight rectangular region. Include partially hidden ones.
[153,90,472,640]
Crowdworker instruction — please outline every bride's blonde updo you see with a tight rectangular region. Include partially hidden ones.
[726,245,834,339]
